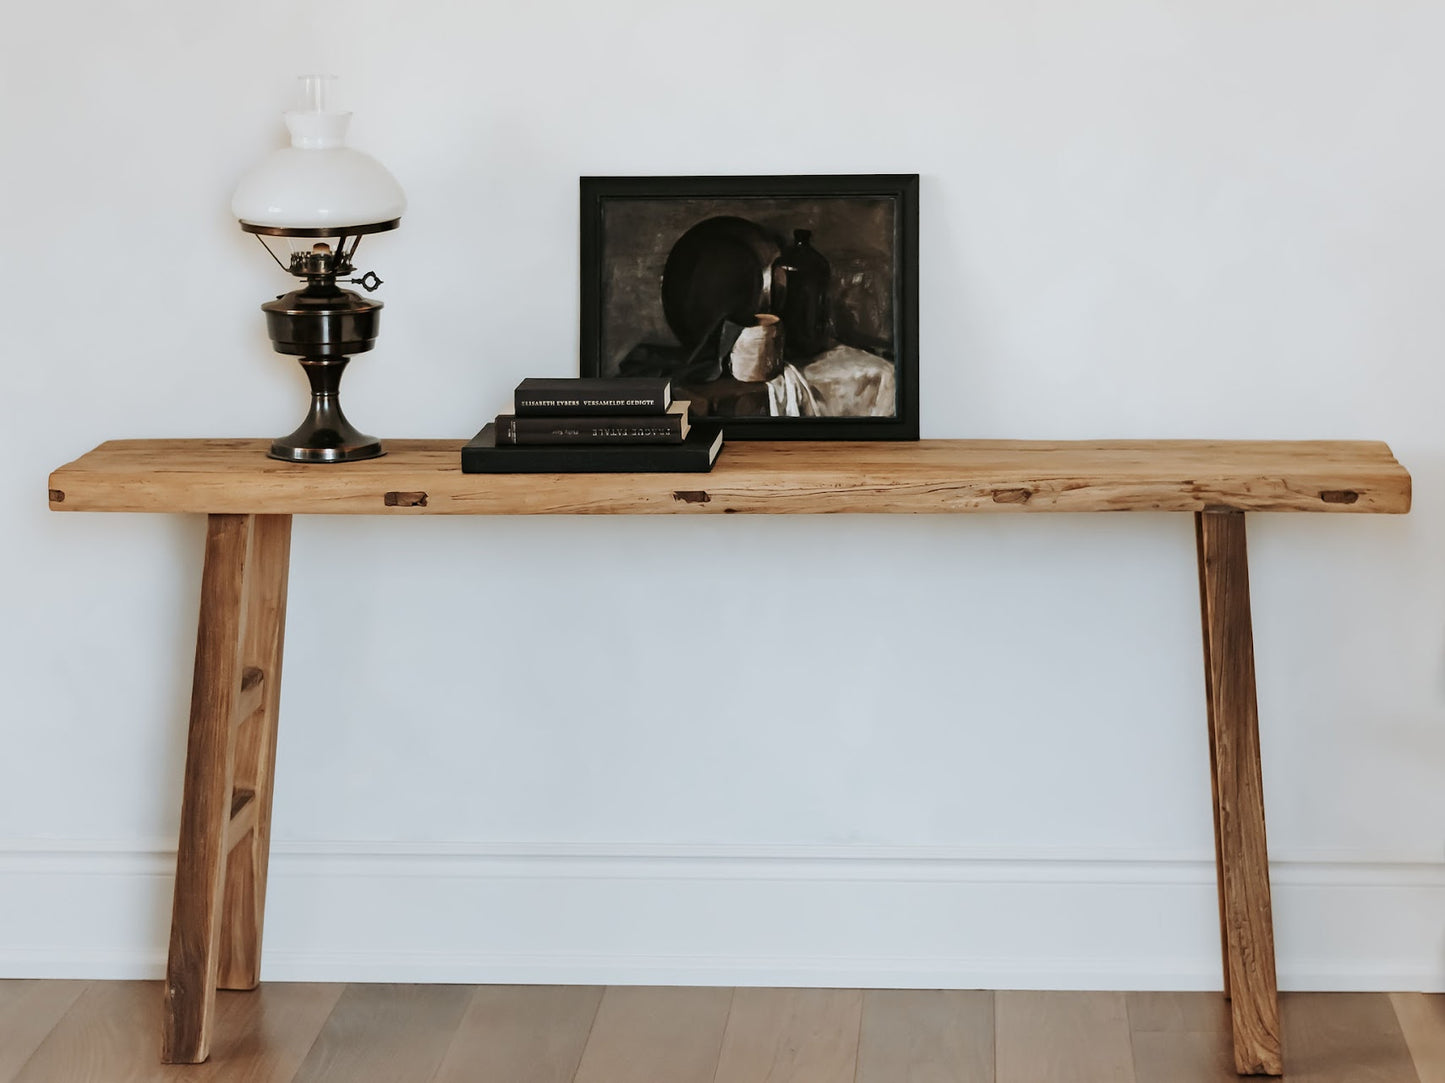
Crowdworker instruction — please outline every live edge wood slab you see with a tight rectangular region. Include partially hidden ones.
[49,438,1409,515]
[47,438,1411,1075]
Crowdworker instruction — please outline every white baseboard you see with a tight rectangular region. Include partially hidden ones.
[3,841,1441,991]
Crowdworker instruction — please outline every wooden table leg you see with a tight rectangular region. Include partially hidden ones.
[1196,515,1234,1006]
[219,514,292,990]
[1196,509,1283,1076]
[161,513,291,1063]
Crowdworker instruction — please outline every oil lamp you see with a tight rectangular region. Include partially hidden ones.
[231,76,405,462]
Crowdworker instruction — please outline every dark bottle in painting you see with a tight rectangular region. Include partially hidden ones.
[769,229,830,360]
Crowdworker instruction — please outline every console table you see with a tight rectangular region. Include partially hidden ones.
[47,438,1412,1076]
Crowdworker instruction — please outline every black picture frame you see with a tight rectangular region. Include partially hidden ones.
[580,174,919,440]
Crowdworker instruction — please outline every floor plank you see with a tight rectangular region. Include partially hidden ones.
[289,983,473,1083]
[194,983,346,1083]
[1392,994,1445,1083]
[2,981,1430,1082]
[573,986,732,1083]
[1127,991,1237,1083]
[855,988,993,1083]
[713,987,863,1083]
[1281,993,1420,1083]
[0,980,88,1083]
[9,980,341,1083]
[996,990,1136,1083]
[9,981,171,1083]
[431,984,602,1083]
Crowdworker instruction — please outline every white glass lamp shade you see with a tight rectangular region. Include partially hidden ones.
[232,79,405,232]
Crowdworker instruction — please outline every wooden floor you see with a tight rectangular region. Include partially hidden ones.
[0,982,1439,1082]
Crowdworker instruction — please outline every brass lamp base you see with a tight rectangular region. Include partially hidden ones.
[268,356,384,463]
[261,280,385,464]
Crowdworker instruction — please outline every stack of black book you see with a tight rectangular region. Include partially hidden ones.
[461,378,725,473]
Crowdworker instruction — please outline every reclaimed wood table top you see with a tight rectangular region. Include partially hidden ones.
[48,438,1411,516]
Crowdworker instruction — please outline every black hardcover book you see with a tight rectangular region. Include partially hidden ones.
[495,401,690,445]
[461,422,723,473]
[513,377,671,416]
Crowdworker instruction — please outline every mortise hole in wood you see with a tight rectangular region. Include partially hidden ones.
[384,491,428,507]
[49,489,65,503]
[672,490,711,504]
[1320,489,1359,505]
[234,666,264,729]
[226,788,258,851]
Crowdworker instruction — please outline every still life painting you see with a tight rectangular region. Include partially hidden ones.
[580,175,919,439]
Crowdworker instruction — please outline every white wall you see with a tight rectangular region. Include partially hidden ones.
[2,0,1442,990]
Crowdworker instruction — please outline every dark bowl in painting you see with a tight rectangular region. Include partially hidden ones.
[661,216,781,351]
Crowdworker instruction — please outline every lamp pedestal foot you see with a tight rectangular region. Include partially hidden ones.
[268,356,383,464]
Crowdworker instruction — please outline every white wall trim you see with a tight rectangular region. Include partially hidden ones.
[3,840,1441,990]
[2,837,1445,884]
[5,947,1441,993]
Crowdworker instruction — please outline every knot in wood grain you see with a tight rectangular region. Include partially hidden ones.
[991,488,1032,504]
[383,491,428,508]
[672,490,711,504]
[48,489,65,503]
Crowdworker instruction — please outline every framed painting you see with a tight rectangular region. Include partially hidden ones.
[579,174,919,440]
